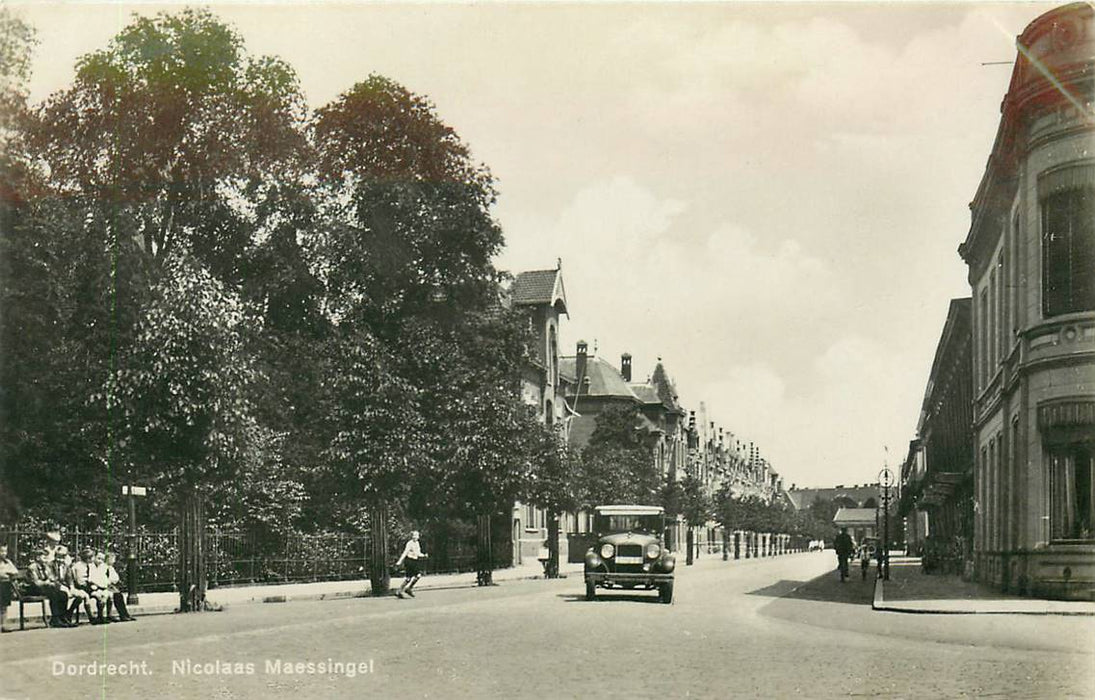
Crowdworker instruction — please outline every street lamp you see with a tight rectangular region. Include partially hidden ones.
[879,468,894,581]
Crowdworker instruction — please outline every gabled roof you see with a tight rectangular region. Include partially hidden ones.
[511,269,567,314]
[833,508,878,526]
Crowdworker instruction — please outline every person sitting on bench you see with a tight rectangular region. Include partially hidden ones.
[72,549,108,624]
[27,549,73,627]
[54,546,90,626]
[103,553,135,622]
[0,544,19,632]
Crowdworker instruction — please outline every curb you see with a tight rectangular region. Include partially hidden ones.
[141,570,582,612]
[872,576,1095,616]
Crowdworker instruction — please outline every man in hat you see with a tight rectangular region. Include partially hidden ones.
[43,528,62,559]
[27,549,73,627]
[834,527,854,582]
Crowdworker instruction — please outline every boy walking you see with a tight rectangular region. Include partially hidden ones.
[395,531,428,599]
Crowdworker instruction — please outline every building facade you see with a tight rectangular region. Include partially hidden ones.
[900,299,975,568]
[958,3,1094,598]
[508,267,578,563]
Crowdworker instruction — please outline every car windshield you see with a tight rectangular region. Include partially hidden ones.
[595,514,662,534]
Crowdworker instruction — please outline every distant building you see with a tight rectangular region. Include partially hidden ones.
[957,3,1094,598]
[786,485,881,512]
[833,508,878,545]
[900,299,974,563]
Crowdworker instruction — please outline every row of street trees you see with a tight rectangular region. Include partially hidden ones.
[0,8,743,592]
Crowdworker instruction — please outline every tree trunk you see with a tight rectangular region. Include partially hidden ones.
[476,514,493,586]
[369,503,390,596]
[178,492,207,612]
[685,527,694,565]
[546,509,560,578]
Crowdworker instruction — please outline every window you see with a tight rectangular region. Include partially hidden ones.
[1040,164,1095,317]
[979,290,988,389]
[1049,445,1094,540]
[1011,210,1020,336]
[989,268,997,370]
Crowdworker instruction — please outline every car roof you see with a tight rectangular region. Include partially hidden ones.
[594,505,665,516]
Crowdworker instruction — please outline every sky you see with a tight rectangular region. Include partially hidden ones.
[9,0,1060,490]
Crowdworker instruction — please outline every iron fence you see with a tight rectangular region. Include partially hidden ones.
[0,527,488,593]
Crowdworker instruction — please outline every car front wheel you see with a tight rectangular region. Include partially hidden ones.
[659,581,673,604]
[585,579,596,601]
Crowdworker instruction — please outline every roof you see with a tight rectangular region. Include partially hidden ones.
[786,485,881,511]
[650,361,683,412]
[510,269,567,314]
[629,384,661,404]
[559,356,639,401]
[833,508,878,526]
[594,505,665,516]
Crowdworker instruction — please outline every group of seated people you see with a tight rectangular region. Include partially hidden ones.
[0,542,137,631]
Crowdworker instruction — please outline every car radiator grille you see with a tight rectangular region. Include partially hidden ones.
[612,544,645,568]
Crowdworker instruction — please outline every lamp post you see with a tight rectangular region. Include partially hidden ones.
[879,468,893,581]
[122,484,148,604]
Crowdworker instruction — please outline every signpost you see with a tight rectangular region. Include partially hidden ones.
[122,484,148,604]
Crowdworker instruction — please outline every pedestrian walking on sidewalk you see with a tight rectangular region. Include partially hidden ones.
[834,527,854,582]
[395,530,428,599]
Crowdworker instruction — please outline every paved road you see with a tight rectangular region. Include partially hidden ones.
[1,552,1091,698]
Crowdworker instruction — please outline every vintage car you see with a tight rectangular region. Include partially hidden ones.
[583,504,676,603]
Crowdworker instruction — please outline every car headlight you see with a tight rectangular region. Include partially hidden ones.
[600,543,615,559]
[645,543,661,559]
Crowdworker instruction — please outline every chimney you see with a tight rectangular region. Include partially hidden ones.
[621,352,632,382]
[576,340,588,388]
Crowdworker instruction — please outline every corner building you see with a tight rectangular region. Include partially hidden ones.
[958,3,1094,598]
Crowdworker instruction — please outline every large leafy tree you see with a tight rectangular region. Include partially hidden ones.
[25,8,308,280]
[579,405,662,508]
[6,9,313,530]
[312,75,503,333]
[103,252,263,496]
[311,75,522,585]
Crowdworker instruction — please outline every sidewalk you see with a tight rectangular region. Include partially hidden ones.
[122,560,586,616]
[873,556,1095,615]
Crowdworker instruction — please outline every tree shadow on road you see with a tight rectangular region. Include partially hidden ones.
[747,571,875,606]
